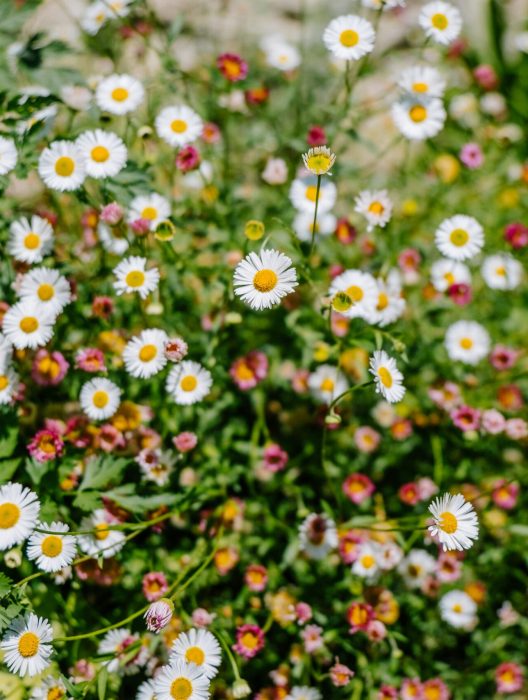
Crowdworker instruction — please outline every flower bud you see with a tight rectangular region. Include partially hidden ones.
[144,598,173,632]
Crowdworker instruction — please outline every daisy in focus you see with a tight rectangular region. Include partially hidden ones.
[170,627,222,679]
[166,360,213,405]
[370,351,406,403]
[95,74,145,115]
[8,216,54,264]
[2,302,55,350]
[75,129,127,179]
[233,249,298,310]
[444,320,490,365]
[428,493,479,551]
[128,193,171,231]
[26,521,77,572]
[435,215,484,261]
[80,377,122,420]
[18,268,71,317]
[354,189,393,231]
[113,256,160,299]
[153,659,210,700]
[392,97,446,141]
[323,15,376,61]
[78,509,125,559]
[0,614,53,677]
[155,105,204,147]
[123,329,168,379]
[419,1,463,46]
[38,141,86,191]
[0,483,40,551]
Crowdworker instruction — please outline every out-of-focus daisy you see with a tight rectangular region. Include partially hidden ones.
[2,301,55,350]
[128,193,171,230]
[136,679,156,700]
[481,254,522,290]
[0,482,40,551]
[299,513,338,560]
[0,614,53,677]
[0,136,18,174]
[76,129,127,179]
[445,320,490,365]
[80,377,121,421]
[398,549,436,588]
[38,141,86,191]
[419,1,462,46]
[0,332,12,373]
[98,221,129,255]
[370,350,406,403]
[392,97,446,140]
[98,628,146,675]
[262,38,301,71]
[26,521,77,572]
[368,272,406,327]
[354,189,393,231]
[289,177,337,214]
[0,367,18,405]
[328,269,378,320]
[8,215,54,264]
[352,543,381,579]
[123,329,168,379]
[323,15,376,61]
[170,627,222,679]
[440,590,477,629]
[398,65,446,99]
[81,1,109,35]
[78,509,125,559]
[431,259,471,292]
[435,215,484,261]
[18,268,71,317]
[362,0,406,7]
[137,449,174,486]
[113,256,160,299]
[30,677,70,700]
[233,249,298,310]
[153,659,210,700]
[302,146,336,176]
[308,364,348,403]
[166,360,212,405]
[285,688,322,700]
[428,493,479,551]
[95,74,145,115]
[293,211,336,242]
[155,105,204,147]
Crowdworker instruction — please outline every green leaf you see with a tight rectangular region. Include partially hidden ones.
[0,573,13,598]
[0,425,18,459]
[72,491,103,512]
[78,456,130,492]
[0,458,21,482]
[105,487,180,514]
[97,666,108,700]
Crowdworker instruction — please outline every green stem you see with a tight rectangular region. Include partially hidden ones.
[309,175,322,258]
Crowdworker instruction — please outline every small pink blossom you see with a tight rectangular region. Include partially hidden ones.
[338,531,364,564]
[399,482,420,505]
[262,443,288,473]
[342,473,375,504]
[100,202,124,225]
[447,282,472,305]
[330,660,354,687]
[505,418,528,440]
[492,479,519,510]
[417,477,438,500]
[173,432,198,453]
[130,218,151,235]
[28,428,64,462]
[422,678,450,700]
[75,348,107,373]
[142,571,168,602]
[436,552,462,583]
[481,409,505,435]
[451,405,481,432]
[495,662,524,694]
[92,296,114,319]
[354,426,381,453]
[429,382,462,411]
[97,424,125,452]
[164,337,188,362]
[400,678,423,700]
[244,564,268,592]
[191,607,216,627]
[307,125,326,146]
[217,53,248,82]
[230,350,268,390]
[378,685,398,699]
[398,248,421,284]
[489,345,519,370]
[232,624,265,659]
[31,350,69,386]
[261,157,288,185]
[459,143,484,169]
[504,222,528,249]
[301,624,324,653]
[366,620,387,642]
[474,64,498,90]
[176,145,200,172]
[295,602,312,625]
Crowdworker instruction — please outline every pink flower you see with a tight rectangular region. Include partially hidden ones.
[417,477,438,501]
[97,424,125,452]
[173,432,198,453]
[301,624,324,653]
[202,122,221,144]
[335,218,357,245]
[244,564,268,592]
[346,602,374,634]
[447,282,472,305]
[495,662,524,694]
[342,473,375,504]
[422,678,450,700]
[31,350,69,386]
[330,660,354,687]
[144,599,173,632]
[92,296,114,319]
[451,405,481,432]
[292,368,310,394]
[217,53,248,82]
[492,480,519,510]
[366,620,387,642]
[399,482,420,505]
[164,337,188,362]
[176,145,200,172]
[130,218,151,235]
[338,531,364,564]
[504,222,528,249]
[232,624,265,659]
[459,143,484,169]
[391,418,413,441]
[191,607,216,627]
[69,659,96,683]
[28,428,64,462]
[75,348,107,373]
[142,571,168,602]
[400,678,423,700]
[398,248,421,284]
[307,125,326,146]
[436,552,462,583]
[498,384,524,411]
[429,382,462,411]
[230,350,268,390]
[505,418,528,440]
[295,602,312,625]
[490,345,519,370]
[331,312,349,337]
[481,409,505,435]
[473,64,498,90]
[378,685,398,699]
[100,202,124,225]
[354,426,381,453]
[262,443,288,473]
[261,157,288,185]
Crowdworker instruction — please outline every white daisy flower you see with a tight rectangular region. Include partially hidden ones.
[0,332,12,374]
[113,256,160,299]
[76,129,127,179]
[481,254,522,290]
[104,0,133,17]
[2,301,55,350]
[368,272,406,327]
[289,177,337,214]
[262,40,301,71]
[369,350,406,403]
[166,360,212,405]
[170,628,222,679]
[26,521,77,573]
[398,549,436,588]
[0,136,18,175]
[78,509,125,559]
[362,0,406,9]
[392,97,446,140]
[155,105,204,147]
[95,74,145,115]
[123,329,168,378]
[30,677,70,700]
[439,590,477,630]
[431,259,471,292]
[98,221,129,255]
[153,659,210,700]
[428,493,479,551]
[299,513,338,560]
[136,679,156,700]
[80,377,121,421]
[419,1,463,46]
[128,193,171,230]
[18,268,71,317]
[98,628,145,675]
[378,541,404,570]
[0,482,40,551]
[8,215,54,264]
[352,543,382,579]
[445,320,490,365]
[0,614,53,677]
[323,15,376,61]
[354,189,393,231]
[38,141,86,192]
[435,215,484,261]
[81,1,109,34]
[398,65,446,99]
[293,211,336,242]
[285,688,322,700]
[308,364,348,404]
[328,269,378,320]
[233,249,298,310]
[137,449,175,486]
[0,367,18,405]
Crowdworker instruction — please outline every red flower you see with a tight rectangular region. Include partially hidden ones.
[217,53,248,82]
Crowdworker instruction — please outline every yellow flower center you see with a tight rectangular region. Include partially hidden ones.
[24,233,40,250]
[180,375,197,392]
[141,207,157,220]
[460,337,473,350]
[361,554,375,569]
[340,29,359,47]
[91,145,110,163]
[320,377,334,392]
[47,688,65,700]
[0,376,9,391]
[125,270,146,288]
[170,678,193,700]
[424,687,441,700]
[0,503,20,528]
[444,272,455,285]
[241,632,259,649]
[94,523,110,541]
[378,367,393,388]
[449,228,469,247]
[18,632,40,658]
[139,344,157,362]
[368,201,384,215]
[41,535,63,557]
[495,266,506,276]
[306,153,331,175]
[93,390,109,408]
[20,317,39,334]
[412,82,428,93]
[439,511,458,534]
[38,283,55,301]
[55,156,75,177]
[111,87,129,102]
[253,269,278,293]
[346,285,363,302]
[377,292,389,310]
[185,646,205,665]
[409,105,427,123]
[305,185,319,202]
[452,603,462,613]
[171,119,188,133]
[431,13,448,30]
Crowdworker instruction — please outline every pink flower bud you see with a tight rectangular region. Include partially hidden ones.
[144,598,173,632]
[100,202,124,225]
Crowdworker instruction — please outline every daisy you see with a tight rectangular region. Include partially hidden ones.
[398,65,446,99]
[76,129,127,179]
[419,1,463,46]
[2,301,55,350]
[289,177,337,214]
[285,688,322,700]
[293,211,336,242]
[299,513,338,560]
[166,360,212,405]
[398,549,436,588]
[233,249,298,310]
[104,0,133,17]
[302,146,336,176]
[136,679,156,700]
[8,215,54,264]
[26,521,77,572]
[308,364,348,403]
[30,677,69,700]
[78,509,125,559]
[352,543,381,579]
[0,483,40,551]
[323,15,376,61]
[123,329,168,379]
[431,259,471,292]
[445,320,490,365]
[369,350,406,403]
[369,272,406,327]
[38,141,86,192]
[362,0,406,9]
[0,332,13,372]
[18,268,71,317]
[95,74,145,115]
[81,1,109,35]
[435,215,484,261]
[0,614,53,677]
[262,39,301,71]
[113,256,160,299]
[171,628,222,679]
[0,367,18,405]
[439,590,477,629]
[153,659,210,700]
[138,449,174,486]
[98,221,129,255]
[155,105,204,147]
[98,628,146,675]
[481,254,522,290]
[0,136,18,175]
[392,97,446,140]
[328,269,378,320]
[354,189,393,231]
[80,377,121,421]
[428,493,479,551]
[128,193,171,230]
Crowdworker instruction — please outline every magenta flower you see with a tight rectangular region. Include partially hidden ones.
[75,348,107,373]
[307,125,326,147]
[451,405,481,432]
[217,53,248,82]
[301,624,324,653]
[232,624,265,659]
[447,282,472,305]
[262,443,288,473]
[31,350,69,386]
[473,64,498,90]
[295,602,312,625]
[459,143,484,169]
[489,345,519,371]
[173,431,198,453]
[504,222,528,249]
[28,428,64,462]
[144,599,173,632]
[492,479,519,510]
[176,145,200,172]
[495,662,524,694]
[342,472,375,504]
